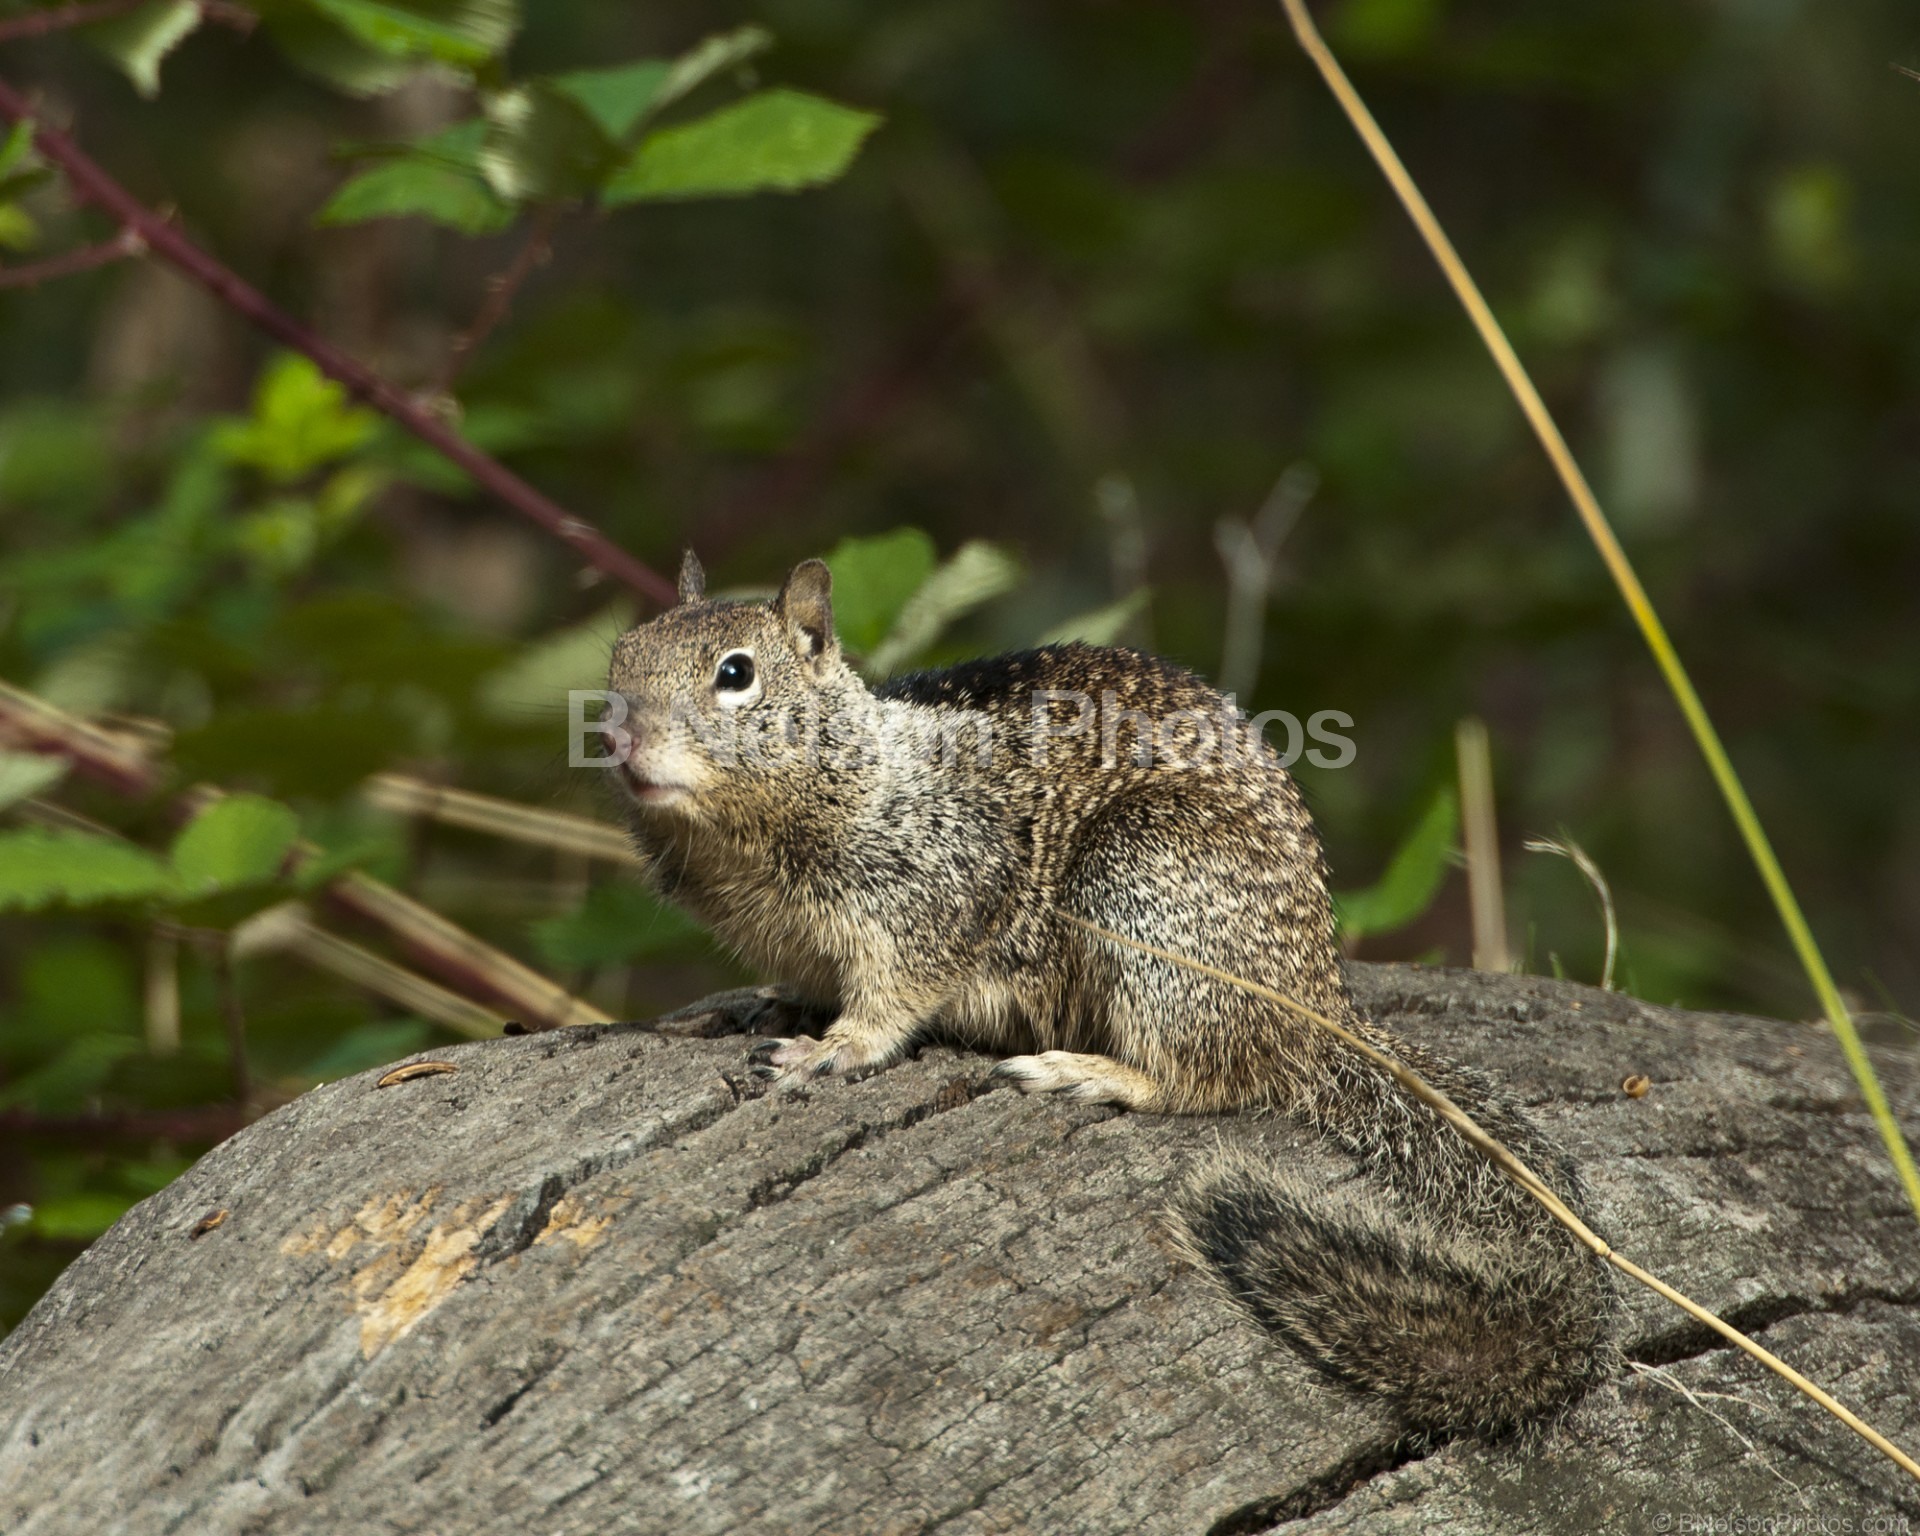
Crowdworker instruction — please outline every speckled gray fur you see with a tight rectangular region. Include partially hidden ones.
[606,554,1616,1435]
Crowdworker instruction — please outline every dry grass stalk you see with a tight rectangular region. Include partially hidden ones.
[1455,717,1509,972]
[1271,0,1920,1222]
[365,773,645,868]
[1066,913,1920,1484]
[231,903,508,1039]
[325,869,608,1029]
[1525,833,1619,990]
[0,680,161,796]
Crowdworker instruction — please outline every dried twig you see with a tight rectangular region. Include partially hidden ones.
[1067,912,1920,1486]
[0,78,674,605]
[0,225,144,288]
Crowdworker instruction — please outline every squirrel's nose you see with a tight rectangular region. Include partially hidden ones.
[596,718,648,761]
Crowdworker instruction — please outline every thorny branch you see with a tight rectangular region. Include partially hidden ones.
[0,224,143,287]
[0,77,675,605]
[434,201,564,396]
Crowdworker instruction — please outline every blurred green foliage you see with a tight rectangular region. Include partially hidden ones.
[3,0,1918,1329]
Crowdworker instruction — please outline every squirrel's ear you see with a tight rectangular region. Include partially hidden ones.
[774,559,836,663]
[676,549,707,604]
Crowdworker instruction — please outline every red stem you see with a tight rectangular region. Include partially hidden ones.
[0,77,676,606]
[0,0,147,44]
[435,200,562,395]
[0,225,142,287]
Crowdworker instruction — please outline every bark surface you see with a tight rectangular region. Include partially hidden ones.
[2,963,1917,1535]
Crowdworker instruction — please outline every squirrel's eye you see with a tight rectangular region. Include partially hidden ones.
[714,652,755,692]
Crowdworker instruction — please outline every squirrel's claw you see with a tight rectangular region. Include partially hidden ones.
[746,1034,840,1080]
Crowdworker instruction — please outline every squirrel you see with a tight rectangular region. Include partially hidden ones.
[605,551,1616,1439]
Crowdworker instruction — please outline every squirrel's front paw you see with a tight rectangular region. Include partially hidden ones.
[747,1033,888,1082]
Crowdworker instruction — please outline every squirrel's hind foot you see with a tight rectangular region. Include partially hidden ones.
[993,1051,1166,1111]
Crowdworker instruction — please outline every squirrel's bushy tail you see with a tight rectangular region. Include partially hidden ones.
[1173,1037,1617,1439]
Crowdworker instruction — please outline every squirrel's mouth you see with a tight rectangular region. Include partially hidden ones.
[617,759,693,809]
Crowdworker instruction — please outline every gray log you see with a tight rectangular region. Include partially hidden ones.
[2,964,1917,1534]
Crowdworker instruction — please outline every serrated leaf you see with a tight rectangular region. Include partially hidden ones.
[1039,589,1150,647]
[305,0,518,68]
[0,829,174,912]
[171,794,301,893]
[1334,787,1459,939]
[547,61,672,142]
[654,25,772,111]
[864,541,1023,677]
[0,751,68,812]
[822,528,939,658]
[317,155,513,233]
[603,89,880,205]
[87,0,202,99]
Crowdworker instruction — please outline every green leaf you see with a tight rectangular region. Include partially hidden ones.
[864,540,1023,677]
[0,120,33,180]
[304,1019,435,1080]
[480,83,624,203]
[653,25,773,111]
[823,528,938,657]
[305,0,518,68]
[26,1191,139,1242]
[530,880,705,970]
[1334,787,1460,940]
[257,7,415,96]
[86,0,202,99]
[0,751,67,812]
[1039,589,1150,647]
[0,1035,143,1110]
[171,794,301,893]
[0,201,36,251]
[211,354,380,483]
[603,88,880,205]
[547,61,673,142]
[0,830,173,912]
[479,603,634,720]
[317,155,513,233]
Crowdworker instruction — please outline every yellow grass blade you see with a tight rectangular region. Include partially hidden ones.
[1272,0,1920,1222]
[1067,913,1920,1485]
